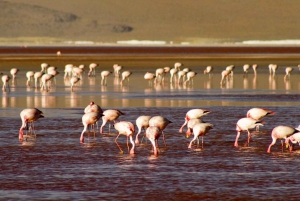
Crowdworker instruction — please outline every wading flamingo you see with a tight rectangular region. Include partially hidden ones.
[70,76,81,92]
[267,125,298,153]
[246,108,275,131]
[10,68,19,84]
[80,112,103,143]
[100,109,125,133]
[40,74,54,91]
[268,64,278,76]
[114,121,135,154]
[19,108,44,141]
[184,71,197,85]
[284,67,293,80]
[146,126,161,156]
[135,115,152,144]
[243,64,250,76]
[41,63,49,73]
[154,68,164,83]
[88,63,98,76]
[26,71,34,86]
[144,72,156,85]
[113,64,122,77]
[120,71,132,85]
[252,64,258,74]
[185,118,204,137]
[2,75,11,92]
[234,117,264,147]
[188,122,213,149]
[149,116,172,146]
[101,71,112,85]
[285,132,300,151]
[204,66,213,76]
[34,72,44,88]
[179,109,210,133]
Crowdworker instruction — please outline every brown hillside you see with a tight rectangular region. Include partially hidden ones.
[2,0,300,45]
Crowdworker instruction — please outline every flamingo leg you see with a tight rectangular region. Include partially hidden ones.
[234,131,241,147]
[126,136,130,153]
[162,131,167,147]
[114,133,123,154]
[247,130,251,144]
[188,135,197,149]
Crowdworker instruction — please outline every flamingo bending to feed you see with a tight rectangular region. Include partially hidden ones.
[188,123,213,149]
[267,125,299,153]
[101,71,112,85]
[252,64,258,74]
[146,126,161,156]
[41,63,49,73]
[114,121,135,154]
[40,74,54,91]
[285,132,300,151]
[100,109,125,133]
[26,71,34,86]
[19,108,44,141]
[186,118,203,137]
[135,115,151,144]
[113,64,122,77]
[80,112,103,143]
[34,72,44,88]
[154,68,164,83]
[268,64,278,76]
[204,66,213,76]
[220,70,231,86]
[246,108,275,131]
[284,67,293,80]
[70,76,81,92]
[234,117,264,147]
[10,68,19,84]
[120,71,132,85]
[64,64,74,78]
[179,109,211,133]
[144,72,156,85]
[149,116,172,146]
[88,63,98,76]
[243,64,250,75]
[184,71,197,85]
[2,75,11,92]
[84,102,103,130]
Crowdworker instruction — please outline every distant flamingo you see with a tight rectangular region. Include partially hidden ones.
[243,64,250,75]
[149,116,172,146]
[100,109,125,133]
[284,67,293,80]
[19,108,44,141]
[101,71,112,85]
[144,72,156,85]
[220,70,231,86]
[120,71,132,85]
[34,72,44,88]
[70,76,81,92]
[252,64,258,74]
[64,64,74,78]
[234,117,264,147]
[88,63,98,76]
[47,66,57,73]
[184,71,197,85]
[114,121,135,154]
[72,67,84,79]
[285,132,300,151]
[10,68,19,84]
[26,71,34,86]
[80,112,102,143]
[113,64,122,77]
[204,66,213,76]
[135,115,152,144]
[2,75,11,92]
[146,126,161,155]
[267,125,298,153]
[226,65,235,77]
[188,123,213,149]
[179,109,211,133]
[170,62,182,83]
[41,63,49,73]
[268,64,278,76]
[154,68,164,83]
[247,108,275,131]
[40,74,54,91]
[177,70,187,84]
[163,67,171,81]
[185,118,203,137]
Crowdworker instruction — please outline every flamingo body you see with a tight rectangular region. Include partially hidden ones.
[188,123,213,149]
[100,109,125,133]
[19,108,44,141]
[135,115,151,144]
[146,126,161,155]
[80,112,102,143]
[179,109,210,133]
[114,121,135,154]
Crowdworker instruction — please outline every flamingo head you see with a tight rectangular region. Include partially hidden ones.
[89,101,94,106]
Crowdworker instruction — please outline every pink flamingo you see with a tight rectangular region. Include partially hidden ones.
[41,63,49,73]
[188,123,213,149]
[101,71,112,85]
[114,121,135,154]
[154,68,164,83]
[149,116,172,146]
[100,109,125,133]
[204,66,213,76]
[70,76,80,92]
[80,112,103,143]
[135,115,152,144]
[186,118,203,137]
[120,71,132,85]
[169,62,182,83]
[10,68,19,84]
[268,64,278,76]
[220,70,231,86]
[252,64,258,74]
[177,70,187,84]
[19,108,44,141]
[144,72,156,85]
[34,72,44,88]
[113,64,122,77]
[184,71,197,85]
[234,117,264,147]
[146,126,161,156]
[2,75,11,92]
[246,108,275,131]
[84,102,103,114]
[179,109,211,133]
[284,67,293,80]
[88,63,98,76]
[267,125,298,153]
[285,132,300,151]
[26,71,34,86]
[40,74,54,91]
[64,64,74,78]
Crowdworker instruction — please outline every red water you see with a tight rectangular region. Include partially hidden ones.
[1,47,300,200]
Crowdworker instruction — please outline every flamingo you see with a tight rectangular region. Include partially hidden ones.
[120,71,132,85]
[41,63,49,73]
[48,69,59,85]
[101,71,112,85]
[135,115,152,144]
[19,108,44,141]
[40,74,54,91]
[226,65,235,77]
[144,72,156,85]
[163,67,171,81]
[113,64,122,77]
[185,118,204,137]
[47,66,57,73]
[234,117,264,147]
[64,64,74,78]
[184,71,197,85]
[84,101,103,114]
[177,70,187,84]
[114,121,135,154]
[179,109,211,133]
[252,64,258,74]
[170,63,182,83]
[204,66,213,76]
[2,75,11,92]
[145,126,161,156]
[154,68,164,83]
[80,112,103,143]
[285,132,300,151]
[149,116,172,146]
[72,67,84,79]
[100,109,125,133]
[188,123,214,149]
[246,108,275,131]
[220,70,231,86]
[34,72,44,88]
[10,68,19,84]
[284,67,293,80]
[267,125,298,153]
[26,71,34,86]
[70,76,81,92]
[268,64,278,76]
[88,63,98,76]
[243,64,250,75]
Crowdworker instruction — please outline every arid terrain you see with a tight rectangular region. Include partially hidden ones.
[1,0,300,45]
